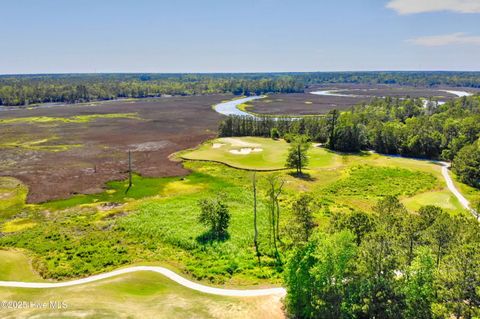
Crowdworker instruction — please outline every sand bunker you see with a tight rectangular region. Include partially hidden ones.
[220,137,260,147]
[229,148,263,155]
[212,143,225,149]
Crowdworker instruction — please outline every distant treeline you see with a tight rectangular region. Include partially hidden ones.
[1,71,480,106]
[0,73,303,106]
[219,95,480,189]
[299,71,480,88]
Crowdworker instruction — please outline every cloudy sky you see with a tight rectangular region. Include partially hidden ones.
[1,0,479,74]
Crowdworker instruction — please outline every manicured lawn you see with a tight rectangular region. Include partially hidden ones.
[0,249,44,281]
[181,137,339,170]
[402,190,464,213]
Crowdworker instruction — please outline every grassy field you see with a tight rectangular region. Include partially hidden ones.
[0,252,283,319]
[402,190,462,212]
[0,177,28,221]
[0,250,44,281]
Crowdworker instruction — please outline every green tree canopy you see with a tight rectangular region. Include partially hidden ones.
[197,197,231,240]
[452,139,480,188]
[284,231,357,319]
[285,135,310,175]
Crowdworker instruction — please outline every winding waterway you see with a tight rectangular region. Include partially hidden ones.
[310,89,473,99]
[213,96,265,117]
[213,90,474,118]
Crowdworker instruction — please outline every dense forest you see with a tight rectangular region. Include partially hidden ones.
[1,72,480,106]
[298,71,480,88]
[284,196,480,319]
[0,73,303,106]
[219,95,480,190]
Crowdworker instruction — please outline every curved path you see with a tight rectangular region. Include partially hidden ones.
[439,161,478,218]
[381,153,477,217]
[0,265,286,296]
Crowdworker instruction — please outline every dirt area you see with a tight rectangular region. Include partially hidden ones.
[0,95,229,203]
[247,84,474,115]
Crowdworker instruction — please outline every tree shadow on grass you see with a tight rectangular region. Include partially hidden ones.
[332,150,371,157]
[287,172,316,181]
[196,230,230,245]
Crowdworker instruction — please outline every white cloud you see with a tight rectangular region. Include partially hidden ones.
[387,0,480,14]
[408,32,480,46]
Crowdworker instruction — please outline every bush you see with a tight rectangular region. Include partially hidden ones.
[270,128,280,140]
[198,197,231,240]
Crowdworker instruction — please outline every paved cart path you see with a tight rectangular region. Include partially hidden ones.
[439,161,478,218]
[0,265,286,296]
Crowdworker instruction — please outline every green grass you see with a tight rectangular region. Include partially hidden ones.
[182,137,339,170]
[41,173,198,210]
[0,249,43,281]
[452,172,480,205]
[0,163,281,284]
[0,224,133,279]
[118,164,280,284]
[324,165,437,198]
[0,177,28,220]
[402,190,464,213]
[0,269,282,319]
[2,218,37,233]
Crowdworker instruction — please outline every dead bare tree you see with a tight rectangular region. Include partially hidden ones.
[266,174,284,264]
[252,172,261,264]
[125,150,132,194]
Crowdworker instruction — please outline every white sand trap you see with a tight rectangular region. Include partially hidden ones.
[229,148,263,155]
[212,143,225,149]
[220,137,260,147]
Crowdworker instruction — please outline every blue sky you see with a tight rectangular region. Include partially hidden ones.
[1,0,479,74]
